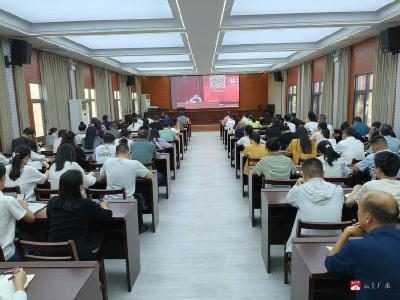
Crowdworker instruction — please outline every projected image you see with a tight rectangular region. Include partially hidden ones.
[171,75,239,109]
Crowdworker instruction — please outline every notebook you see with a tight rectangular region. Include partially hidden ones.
[0,274,35,299]
[27,203,47,214]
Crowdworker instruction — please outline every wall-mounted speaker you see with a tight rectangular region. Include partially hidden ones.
[380,26,400,54]
[274,71,283,82]
[11,39,32,65]
[127,75,135,86]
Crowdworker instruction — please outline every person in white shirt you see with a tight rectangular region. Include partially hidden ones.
[5,146,48,201]
[5,268,28,300]
[285,158,343,252]
[93,133,116,164]
[318,114,334,137]
[224,115,236,131]
[127,118,141,132]
[237,125,266,147]
[0,153,10,166]
[346,151,400,211]
[49,144,96,190]
[114,128,133,149]
[304,111,319,133]
[316,141,350,178]
[284,114,296,133]
[310,122,330,146]
[99,144,153,232]
[0,163,35,262]
[74,122,87,145]
[335,127,365,164]
[52,129,67,154]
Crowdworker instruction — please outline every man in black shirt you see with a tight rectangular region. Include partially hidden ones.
[11,127,38,152]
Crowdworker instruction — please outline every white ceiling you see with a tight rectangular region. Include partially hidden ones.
[0,0,399,75]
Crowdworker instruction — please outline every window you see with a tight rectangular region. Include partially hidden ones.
[84,88,97,120]
[113,90,122,120]
[131,92,139,114]
[29,83,45,137]
[311,81,323,115]
[288,85,297,114]
[354,73,373,125]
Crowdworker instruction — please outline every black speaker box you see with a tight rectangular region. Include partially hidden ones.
[11,39,32,65]
[274,71,283,82]
[127,75,135,86]
[380,26,400,54]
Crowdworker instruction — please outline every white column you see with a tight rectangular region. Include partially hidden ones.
[394,54,400,137]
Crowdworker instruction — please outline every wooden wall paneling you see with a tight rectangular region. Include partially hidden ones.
[82,63,94,88]
[312,56,325,82]
[239,73,268,110]
[141,76,171,109]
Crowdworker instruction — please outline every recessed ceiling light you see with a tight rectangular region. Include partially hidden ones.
[137,66,193,71]
[0,0,173,22]
[112,55,190,63]
[231,0,394,15]
[65,33,185,49]
[218,51,296,60]
[215,63,272,69]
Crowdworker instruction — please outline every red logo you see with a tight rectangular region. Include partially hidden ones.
[350,281,362,291]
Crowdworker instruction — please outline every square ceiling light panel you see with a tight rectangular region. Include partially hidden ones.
[112,55,191,63]
[230,0,395,15]
[136,66,193,71]
[65,33,185,49]
[215,63,272,69]
[222,27,342,45]
[218,51,296,60]
[0,0,173,22]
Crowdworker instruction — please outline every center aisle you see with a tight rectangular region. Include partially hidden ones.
[109,131,289,299]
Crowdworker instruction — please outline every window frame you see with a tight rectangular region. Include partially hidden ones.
[83,88,97,120]
[311,81,324,116]
[29,82,46,137]
[353,73,373,125]
[113,90,122,120]
[287,85,297,114]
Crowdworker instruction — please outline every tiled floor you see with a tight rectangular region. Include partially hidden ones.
[107,131,290,299]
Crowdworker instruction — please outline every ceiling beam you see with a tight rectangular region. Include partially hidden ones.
[90,47,190,57]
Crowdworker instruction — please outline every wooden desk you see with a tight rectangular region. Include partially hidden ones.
[229,137,238,166]
[291,238,355,300]
[154,153,171,199]
[261,189,353,273]
[182,128,188,151]
[248,168,263,227]
[227,134,234,159]
[178,133,184,160]
[32,202,140,292]
[234,144,244,178]
[220,123,223,140]
[157,145,177,180]
[183,124,191,141]
[0,261,102,300]
[224,129,228,148]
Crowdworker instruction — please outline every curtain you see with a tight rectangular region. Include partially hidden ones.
[0,41,14,153]
[107,71,114,119]
[93,66,110,119]
[372,40,398,123]
[40,51,71,130]
[75,62,85,100]
[14,65,30,130]
[299,62,312,120]
[321,54,334,121]
[135,76,142,114]
[336,47,351,126]
[282,70,287,115]
[268,73,282,114]
[119,74,131,116]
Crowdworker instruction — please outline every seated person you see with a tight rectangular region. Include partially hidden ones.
[53,129,67,154]
[237,125,266,147]
[127,117,141,132]
[102,115,112,130]
[74,122,86,145]
[177,112,189,125]
[115,128,133,148]
[234,121,246,139]
[278,125,295,150]
[49,144,96,190]
[310,122,330,145]
[326,191,400,299]
[346,151,400,211]
[148,129,171,150]
[106,121,120,139]
[316,141,350,178]
[47,170,112,260]
[247,115,261,129]
[284,114,296,133]
[353,136,390,179]
[60,131,87,169]
[82,126,103,151]
[352,116,370,137]
[159,120,179,142]
[285,126,317,165]
[224,114,237,132]
[0,153,9,166]
[93,133,116,164]
[243,132,268,176]
[99,144,153,232]
[221,111,231,126]
[333,127,365,164]
[253,138,294,187]
[380,123,400,154]
[130,129,156,164]
[0,163,35,261]
[5,145,48,201]
[285,158,343,252]
[266,116,282,139]
[8,268,28,300]
[318,114,334,136]
[304,111,318,133]
[12,127,38,153]
[46,127,58,146]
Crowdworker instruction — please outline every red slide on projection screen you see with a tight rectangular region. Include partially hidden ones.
[171,75,239,109]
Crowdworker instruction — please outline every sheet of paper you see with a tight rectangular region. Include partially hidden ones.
[326,246,333,251]
[0,274,35,299]
[28,203,47,214]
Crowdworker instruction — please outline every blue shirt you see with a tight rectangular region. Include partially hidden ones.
[352,123,370,137]
[130,139,156,164]
[325,225,400,300]
[357,150,400,179]
[235,127,245,139]
[384,136,400,154]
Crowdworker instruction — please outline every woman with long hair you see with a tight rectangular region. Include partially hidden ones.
[75,122,87,145]
[285,126,317,164]
[317,140,350,177]
[5,145,48,201]
[115,128,133,148]
[61,131,87,169]
[49,144,96,190]
[47,169,112,260]
[82,126,102,151]
[148,128,171,150]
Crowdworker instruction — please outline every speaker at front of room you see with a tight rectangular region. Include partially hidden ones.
[11,39,32,65]
[380,25,400,54]
[274,71,283,82]
[127,75,135,86]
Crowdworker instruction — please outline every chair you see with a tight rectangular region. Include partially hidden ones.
[15,238,108,300]
[3,186,21,194]
[87,188,126,200]
[263,179,297,187]
[242,158,260,197]
[324,177,350,186]
[34,188,59,201]
[283,219,354,284]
